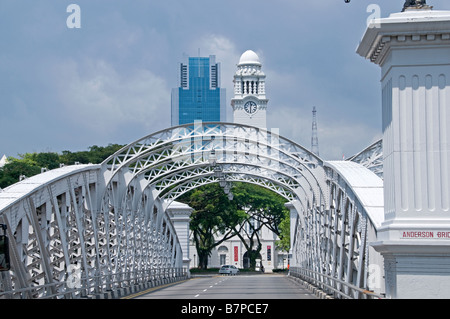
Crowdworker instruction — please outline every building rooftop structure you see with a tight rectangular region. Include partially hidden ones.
[238,50,261,66]
[0,155,7,168]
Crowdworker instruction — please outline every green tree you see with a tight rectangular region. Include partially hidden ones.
[231,183,289,270]
[59,144,123,165]
[179,182,290,271]
[0,157,41,188]
[179,183,246,269]
[0,144,124,188]
[276,212,290,253]
[26,152,60,170]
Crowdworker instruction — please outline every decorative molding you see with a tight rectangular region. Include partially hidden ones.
[369,32,450,65]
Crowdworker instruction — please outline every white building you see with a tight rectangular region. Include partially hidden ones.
[0,155,7,168]
[189,219,288,272]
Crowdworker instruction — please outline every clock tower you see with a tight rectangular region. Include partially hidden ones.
[231,50,268,128]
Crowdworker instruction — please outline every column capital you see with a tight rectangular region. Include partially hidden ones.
[357,10,450,66]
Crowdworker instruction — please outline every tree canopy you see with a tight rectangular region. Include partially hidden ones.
[0,144,123,189]
[231,183,290,269]
[178,183,246,269]
[179,182,290,270]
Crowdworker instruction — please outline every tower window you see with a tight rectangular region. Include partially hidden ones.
[211,64,218,88]
[180,64,188,88]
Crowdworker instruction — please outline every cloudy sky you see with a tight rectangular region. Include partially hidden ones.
[1,0,450,160]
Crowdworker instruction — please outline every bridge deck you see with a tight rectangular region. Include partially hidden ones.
[130,274,318,299]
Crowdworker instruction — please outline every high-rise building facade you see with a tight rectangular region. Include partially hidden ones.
[171,55,226,126]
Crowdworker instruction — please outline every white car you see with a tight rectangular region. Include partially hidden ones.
[219,265,240,275]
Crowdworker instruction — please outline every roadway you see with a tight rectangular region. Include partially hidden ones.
[125,273,318,299]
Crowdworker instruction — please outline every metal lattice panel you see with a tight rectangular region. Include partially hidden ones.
[288,160,385,298]
[0,165,184,299]
[347,139,383,179]
[101,122,328,211]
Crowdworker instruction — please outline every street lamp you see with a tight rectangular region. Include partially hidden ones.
[224,182,231,194]
[208,150,217,166]
[213,166,223,178]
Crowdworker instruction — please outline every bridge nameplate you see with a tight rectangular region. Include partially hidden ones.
[401,231,450,240]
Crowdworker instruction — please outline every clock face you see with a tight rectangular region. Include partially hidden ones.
[244,101,257,114]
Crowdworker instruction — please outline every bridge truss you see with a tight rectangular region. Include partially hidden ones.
[0,122,384,298]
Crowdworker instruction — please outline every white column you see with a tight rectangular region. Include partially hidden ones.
[358,8,450,298]
[284,201,298,265]
[166,201,193,277]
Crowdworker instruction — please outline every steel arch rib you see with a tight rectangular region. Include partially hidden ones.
[159,170,299,207]
[121,158,309,205]
[100,122,328,209]
[102,122,322,172]
[347,139,383,179]
[101,123,323,182]
[116,149,310,204]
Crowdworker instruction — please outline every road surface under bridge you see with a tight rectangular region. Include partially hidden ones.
[125,273,318,300]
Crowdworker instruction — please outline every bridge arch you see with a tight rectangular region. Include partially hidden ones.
[100,122,328,207]
[0,122,384,299]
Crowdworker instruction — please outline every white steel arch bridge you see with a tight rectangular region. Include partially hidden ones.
[0,122,385,299]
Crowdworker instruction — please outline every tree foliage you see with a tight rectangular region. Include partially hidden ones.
[59,144,124,165]
[231,183,289,270]
[0,144,124,189]
[178,183,246,269]
[276,212,290,253]
[179,182,290,270]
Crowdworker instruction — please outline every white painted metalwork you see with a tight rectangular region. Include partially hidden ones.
[288,160,384,298]
[0,164,186,299]
[0,122,385,299]
[347,139,383,179]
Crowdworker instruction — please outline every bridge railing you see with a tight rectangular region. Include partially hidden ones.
[289,267,384,299]
[0,267,187,299]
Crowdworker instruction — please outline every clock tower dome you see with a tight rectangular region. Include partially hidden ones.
[231,50,268,128]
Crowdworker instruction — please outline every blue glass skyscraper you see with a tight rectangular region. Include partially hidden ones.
[171,55,226,126]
